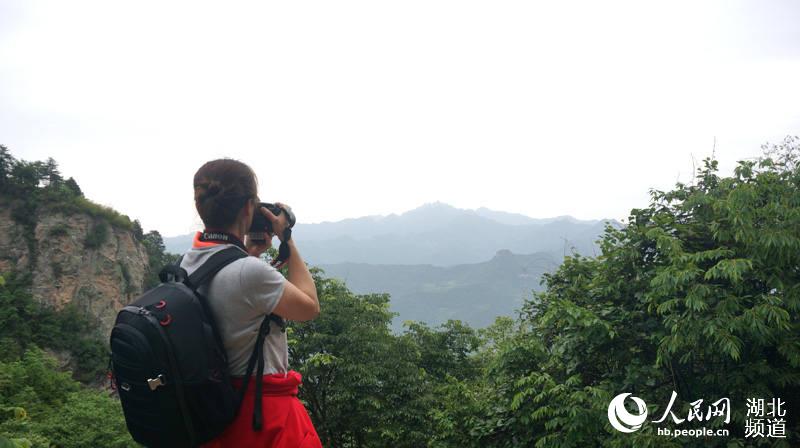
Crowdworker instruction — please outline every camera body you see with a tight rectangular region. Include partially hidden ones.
[249,202,295,240]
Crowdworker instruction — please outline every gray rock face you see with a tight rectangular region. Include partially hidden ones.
[0,206,149,335]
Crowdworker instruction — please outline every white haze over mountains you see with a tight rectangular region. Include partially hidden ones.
[164,202,611,327]
[164,202,616,265]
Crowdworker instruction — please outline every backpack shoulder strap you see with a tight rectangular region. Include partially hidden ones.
[186,246,248,291]
[237,313,285,430]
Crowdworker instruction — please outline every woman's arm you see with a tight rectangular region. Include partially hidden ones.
[272,239,319,321]
[253,203,319,322]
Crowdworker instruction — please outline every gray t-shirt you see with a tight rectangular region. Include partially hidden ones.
[180,244,288,376]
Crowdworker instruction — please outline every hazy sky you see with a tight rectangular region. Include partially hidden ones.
[2,1,799,236]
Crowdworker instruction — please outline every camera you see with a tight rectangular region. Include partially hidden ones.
[249,202,296,240]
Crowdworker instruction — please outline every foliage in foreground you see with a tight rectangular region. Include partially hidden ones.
[0,348,135,448]
[0,274,108,383]
[470,137,800,447]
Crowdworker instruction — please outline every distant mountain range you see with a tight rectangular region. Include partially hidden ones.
[164,202,618,266]
[319,249,560,330]
[163,203,618,328]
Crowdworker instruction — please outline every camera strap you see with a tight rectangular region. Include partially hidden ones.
[271,228,292,269]
[198,230,247,253]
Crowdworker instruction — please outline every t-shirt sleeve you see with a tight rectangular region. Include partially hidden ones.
[240,257,287,315]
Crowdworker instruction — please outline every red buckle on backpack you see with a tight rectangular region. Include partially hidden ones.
[155,300,167,309]
[107,371,117,391]
[159,314,173,326]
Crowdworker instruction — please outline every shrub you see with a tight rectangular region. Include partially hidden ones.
[84,221,109,250]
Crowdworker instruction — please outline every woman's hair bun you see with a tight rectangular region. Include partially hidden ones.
[204,180,224,199]
[196,180,225,203]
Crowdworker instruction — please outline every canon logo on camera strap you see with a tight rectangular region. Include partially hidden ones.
[199,231,246,252]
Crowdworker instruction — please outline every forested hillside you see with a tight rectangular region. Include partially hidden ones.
[0,146,176,446]
[319,250,559,329]
[2,139,799,447]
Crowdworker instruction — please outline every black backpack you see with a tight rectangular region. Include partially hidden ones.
[109,247,285,447]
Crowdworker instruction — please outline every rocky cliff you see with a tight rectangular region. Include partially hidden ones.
[0,203,150,335]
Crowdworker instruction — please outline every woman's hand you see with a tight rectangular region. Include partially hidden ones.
[262,202,291,242]
[245,203,290,257]
[245,233,271,257]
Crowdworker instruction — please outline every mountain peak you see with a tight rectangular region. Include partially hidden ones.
[163,202,612,261]
[410,201,458,211]
[494,249,514,258]
[399,202,464,219]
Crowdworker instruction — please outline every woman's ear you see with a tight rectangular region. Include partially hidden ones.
[239,198,256,235]
[247,198,257,221]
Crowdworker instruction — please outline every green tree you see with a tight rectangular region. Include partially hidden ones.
[141,230,178,288]
[64,177,82,197]
[8,160,44,195]
[0,348,135,448]
[132,219,144,241]
[290,271,436,447]
[42,158,62,187]
[0,145,14,191]
[487,137,800,447]
[403,320,481,381]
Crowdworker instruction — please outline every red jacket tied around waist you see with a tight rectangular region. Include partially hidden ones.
[202,370,322,448]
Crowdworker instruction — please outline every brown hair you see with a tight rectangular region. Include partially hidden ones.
[193,159,258,229]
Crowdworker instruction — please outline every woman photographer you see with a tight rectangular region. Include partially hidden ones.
[181,158,322,447]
